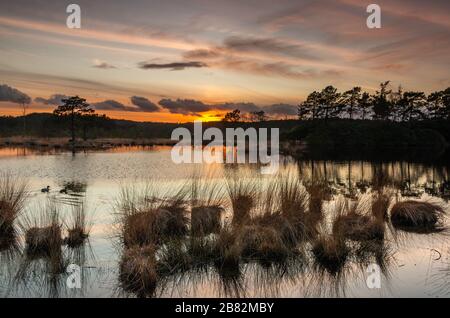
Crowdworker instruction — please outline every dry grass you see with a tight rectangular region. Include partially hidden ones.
[190,175,225,236]
[278,175,308,219]
[0,173,27,251]
[226,173,258,226]
[191,206,223,236]
[64,203,91,248]
[390,200,447,232]
[25,225,62,256]
[332,197,385,242]
[213,227,241,273]
[304,181,328,238]
[277,175,310,241]
[371,190,392,222]
[119,245,157,297]
[252,212,299,249]
[235,224,290,263]
[157,240,191,276]
[19,201,65,275]
[21,202,62,258]
[117,183,189,247]
[122,208,184,247]
[312,234,350,275]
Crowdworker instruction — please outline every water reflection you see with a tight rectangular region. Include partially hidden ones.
[0,146,448,298]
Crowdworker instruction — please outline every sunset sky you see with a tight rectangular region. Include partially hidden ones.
[0,0,449,122]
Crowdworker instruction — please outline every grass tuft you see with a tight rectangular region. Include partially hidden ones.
[390,200,447,232]
[119,245,157,298]
[0,173,27,251]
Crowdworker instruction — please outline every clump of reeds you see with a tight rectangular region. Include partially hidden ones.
[371,190,392,222]
[64,203,91,248]
[117,183,189,247]
[332,197,385,242]
[160,200,189,238]
[252,212,299,250]
[235,224,290,263]
[22,202,62,258]
[157,239,191,276]
[311,234,349,275]
[25,225,62,256]
[123,208,180,247]
[278,175,308,219]
[19,201,65,275]
[390,200,447,232]
[212,226,241,275]
[354,240,393,276]
[0,174,27,251]
[119,245,157,298]
[226,173,257,226]
[190,176,225,236]
[304,181,329,238]
[191,206,223,236]
[277,175,310,241]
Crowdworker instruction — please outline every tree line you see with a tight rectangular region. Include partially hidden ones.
[297,82,450,122]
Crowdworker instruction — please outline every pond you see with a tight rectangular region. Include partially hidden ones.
[0,146,448,298]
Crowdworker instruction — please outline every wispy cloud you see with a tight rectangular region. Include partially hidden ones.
[138,61,208,71]
[34,94,68,105]
[92,59,117,69]
[92,100,137,112]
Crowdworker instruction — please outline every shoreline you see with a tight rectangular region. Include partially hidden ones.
[0,136,177,150]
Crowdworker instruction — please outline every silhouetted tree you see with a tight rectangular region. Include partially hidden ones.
[390,85,404,121]
[397,91,427,122]
[358,92,372,120]
[427,88,450,120]
[250,110,267,122]
[340,87,361,119]
[298,91,320,120]
[223,109,241,122]
[373,81,392,120]
[53,96,94,146]
[318,85,340,120]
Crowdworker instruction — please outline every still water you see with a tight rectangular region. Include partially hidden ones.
[0,146,448,298]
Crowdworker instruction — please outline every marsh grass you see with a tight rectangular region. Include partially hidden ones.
[20,202,62,261]
[116,182,189,247]
[212,226,241,274]
[390,200,447,233]
[14,201,67,292]
[371,190,393,222]
[235,224,290,264]
[64,203,92,248]
[112,172,447,298]
[333,196,386,242]
[190,175,225,236]
[276,174,311,242]
[119,245,157,298]
[157,239,191,276]
[0,174,27,251]
[225,172,258,226]
[354,240,393,276]
[311,232,350,275]
[304,181,328,238]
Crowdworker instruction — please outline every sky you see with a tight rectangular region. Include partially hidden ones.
[0,0,449,122]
